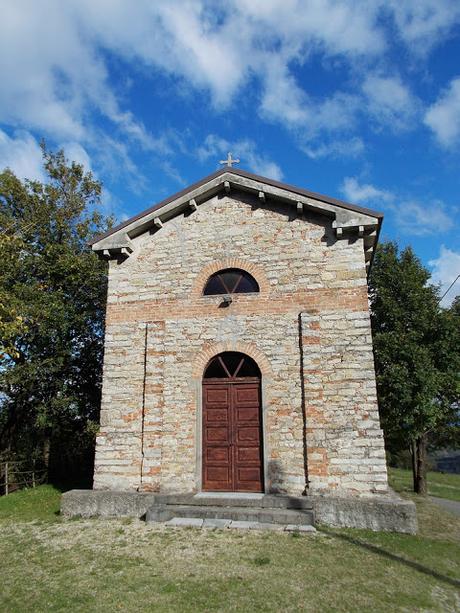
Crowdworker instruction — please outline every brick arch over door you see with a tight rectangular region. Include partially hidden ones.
[190,258,270,298]
[192,342,272,381]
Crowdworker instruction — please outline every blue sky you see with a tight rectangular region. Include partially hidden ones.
[0,1,459,304]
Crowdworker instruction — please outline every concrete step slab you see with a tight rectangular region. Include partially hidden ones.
[165,517,204,528]
[146,503,314,526]
[203,518,231,529]
[159,518,316,532]
[284,524,317,533]
[228,520,258,530]
[152,493,313,511]
[255,522,285,531]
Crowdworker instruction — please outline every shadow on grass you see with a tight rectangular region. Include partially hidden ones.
[48,476,92,494]
[48,477,93,516]
[319,528,460,589]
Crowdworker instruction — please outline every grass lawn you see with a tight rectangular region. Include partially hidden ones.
[388,467,460,502]
[0,482,459,612]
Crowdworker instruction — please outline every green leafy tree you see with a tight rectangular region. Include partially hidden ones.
[0,146,111,481]
[429,296,460,452]
[369,241,460,495]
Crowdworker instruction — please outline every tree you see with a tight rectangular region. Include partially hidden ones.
[369,241,460,495]
[0,146,112,482]
[429,296,460,452]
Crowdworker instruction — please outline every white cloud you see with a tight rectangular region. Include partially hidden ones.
[341,177,392,203]
[424,77,460,147]
[0,2,98,140]
[386,1,460,53]
[0,129,45,181]
[0,1,161,150]
[234,0,386,57]
[301,137,365,160]
[260,59,310,127]
[362,75,418,130]
[259,56,362,156]
[341,176,454,235]
[396,199,452,236]
[260,59,359,134]
[1,0,460,172]
[429,245,460,306]
[59,142,92,171]
[91,133,148,195]
[198,135,283,180]
[0,134,133,223]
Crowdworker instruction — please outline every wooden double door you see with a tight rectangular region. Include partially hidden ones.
[202,379,264,492]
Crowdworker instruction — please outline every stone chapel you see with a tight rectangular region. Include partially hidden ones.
[62,165,416,532]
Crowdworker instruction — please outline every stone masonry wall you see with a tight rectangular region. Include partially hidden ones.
[93,190,388,496]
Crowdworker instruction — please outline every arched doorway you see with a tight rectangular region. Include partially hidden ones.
[202,352,264,492]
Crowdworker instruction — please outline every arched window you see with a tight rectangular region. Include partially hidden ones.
[203,352,261,379]
[203,268,259,295]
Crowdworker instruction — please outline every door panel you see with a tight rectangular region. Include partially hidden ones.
[207,466,231,482]
[202,381,263,492]
[233,383,263,492]
[236,427,260,441]
[206,447,229,462]
[237,467,262,481]
[205,387,229,404]
[235,387,259,404]
[203,384,232,491]
[206,408,228,421]
[237,447,260,462]
[236,408,259,423]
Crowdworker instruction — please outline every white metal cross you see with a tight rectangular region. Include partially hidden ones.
[219,152,240,167]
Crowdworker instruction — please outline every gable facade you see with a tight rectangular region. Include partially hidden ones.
[92,170,388,498]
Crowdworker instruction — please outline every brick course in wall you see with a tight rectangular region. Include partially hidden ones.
[93,191,388,496]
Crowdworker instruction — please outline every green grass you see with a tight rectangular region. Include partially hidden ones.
[0,484,459,612]
[389,467,460,502]
[0,484,62,522]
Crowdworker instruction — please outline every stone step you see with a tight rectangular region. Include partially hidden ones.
[145,503,315,526]
[151,493,313,510]
[163,517,317,532]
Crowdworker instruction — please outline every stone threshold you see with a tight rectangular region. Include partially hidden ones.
[158,517,317,532]
[194,492,264,499]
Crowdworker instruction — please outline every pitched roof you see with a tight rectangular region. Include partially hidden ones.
[91,166,383,271]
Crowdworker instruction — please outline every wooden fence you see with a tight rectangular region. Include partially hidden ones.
[0,461,47,495]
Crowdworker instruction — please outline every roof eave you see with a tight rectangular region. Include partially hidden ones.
[89,167,383,247]
[90,167,383,276]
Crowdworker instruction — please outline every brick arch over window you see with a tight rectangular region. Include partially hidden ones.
[192,342,272,380]
[191,258,270,298]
